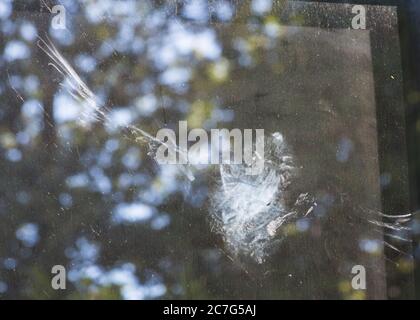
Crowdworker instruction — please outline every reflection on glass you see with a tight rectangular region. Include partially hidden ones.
[0,0,416,299]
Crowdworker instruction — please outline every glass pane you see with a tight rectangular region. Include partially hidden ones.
[0,0,417,300]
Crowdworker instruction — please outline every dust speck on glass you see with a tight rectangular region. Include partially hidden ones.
[0,0,418,300]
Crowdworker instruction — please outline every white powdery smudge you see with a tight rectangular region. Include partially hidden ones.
[37,37,105,125]
[210,132,297,263]
[37,36,195,181]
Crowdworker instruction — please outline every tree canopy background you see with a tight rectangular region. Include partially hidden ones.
[0,0,419,299]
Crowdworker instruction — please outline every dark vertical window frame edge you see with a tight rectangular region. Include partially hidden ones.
[397,0,420,301]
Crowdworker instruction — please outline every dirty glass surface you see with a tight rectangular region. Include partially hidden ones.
[0,0,418,299]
